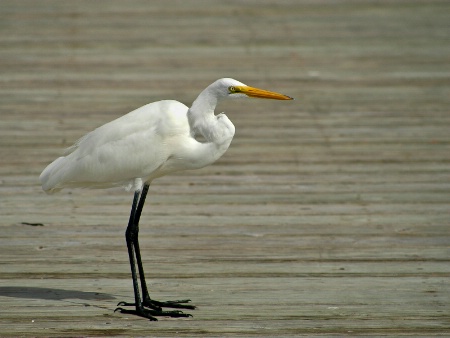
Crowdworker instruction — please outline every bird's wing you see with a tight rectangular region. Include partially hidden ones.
[40,100,190,192]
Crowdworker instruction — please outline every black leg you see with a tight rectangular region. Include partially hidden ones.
[115,184,195,320]
[126,190,142,308]
[133,184,195,311]
[131,184,149,302]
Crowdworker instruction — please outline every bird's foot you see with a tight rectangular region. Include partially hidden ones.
[117,298,196,310]
[144,298,196,310]
[115,305,191,321]
[115,298,195,320]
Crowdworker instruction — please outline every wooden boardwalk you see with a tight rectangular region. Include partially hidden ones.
[1,1,449,336]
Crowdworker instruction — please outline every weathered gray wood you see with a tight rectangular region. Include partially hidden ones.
[0,0,449,336]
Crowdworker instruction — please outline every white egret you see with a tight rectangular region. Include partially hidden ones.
[40,78,293,320]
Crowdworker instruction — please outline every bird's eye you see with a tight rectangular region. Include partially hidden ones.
[229,86,236,93]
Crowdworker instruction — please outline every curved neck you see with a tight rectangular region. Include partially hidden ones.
[187,87,220,142]
[183,82,236,170]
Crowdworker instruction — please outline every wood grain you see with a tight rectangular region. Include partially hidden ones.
[0,0,449,336]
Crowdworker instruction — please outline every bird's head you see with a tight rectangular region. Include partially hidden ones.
[190,78,293,114]
[217,78,293,100]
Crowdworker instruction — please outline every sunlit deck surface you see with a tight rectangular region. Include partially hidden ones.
[1,1,449,336]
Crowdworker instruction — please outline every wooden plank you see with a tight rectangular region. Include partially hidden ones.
[1,0,449,336]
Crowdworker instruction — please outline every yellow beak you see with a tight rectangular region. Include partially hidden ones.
[235,86,293,100]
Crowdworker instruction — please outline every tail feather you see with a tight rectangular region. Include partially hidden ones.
[39,157,67,194]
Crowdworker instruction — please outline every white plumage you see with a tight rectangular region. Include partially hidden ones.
[39,78,292,320]
[40,100,214,192]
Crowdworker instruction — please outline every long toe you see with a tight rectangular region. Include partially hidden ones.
[115,306,192,320]
[116,301,135,307]
[115,307,158,321]
[144,298,196,310]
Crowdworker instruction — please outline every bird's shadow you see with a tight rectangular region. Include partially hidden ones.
[0,286,115,301]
